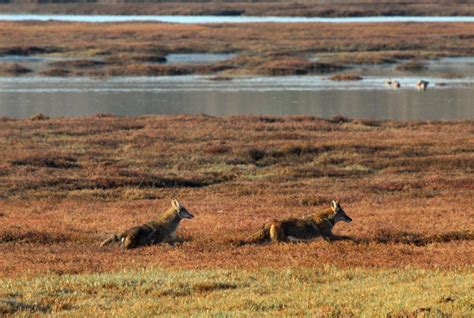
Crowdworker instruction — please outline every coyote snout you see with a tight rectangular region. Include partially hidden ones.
[100,199,193,249]
[178,207,194,219]
[332,200,352,223]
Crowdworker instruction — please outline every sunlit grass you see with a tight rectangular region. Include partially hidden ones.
[1,266,472,316]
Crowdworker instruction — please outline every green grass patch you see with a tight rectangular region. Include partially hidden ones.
[1,266,472,316]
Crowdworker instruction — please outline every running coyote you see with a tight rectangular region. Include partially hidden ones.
[242,200,352,244]
[100,199,194,249]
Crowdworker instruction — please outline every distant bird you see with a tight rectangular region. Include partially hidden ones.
[384,79,401,89]
[416,80,429,91]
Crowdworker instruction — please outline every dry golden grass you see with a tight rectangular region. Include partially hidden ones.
[1,266,472,316]
[0,115,473,278]
[0,21,473,76]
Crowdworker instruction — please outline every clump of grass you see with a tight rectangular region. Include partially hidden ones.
[11,153,79,169]
[0,299,51,315]
[49,59,105,69]
[329,73,363,81]
[247,148,266,162]
[105,63,200,76]
[30,113,49,121]
[258,58,344,75]
[368,229,474,246]
[40,68,70,76]
[209,76,233,81]
[0,46,61,56]
[106,54,167,65]
[130,55,167,64]
[396,60,426,71]
[0,230,70,244]
[204,144,231,155]
[327,115,352,124]
[0,63,32,76]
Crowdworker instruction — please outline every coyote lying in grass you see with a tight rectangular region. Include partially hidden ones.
[100,199,194,249]
[242,200,352,244]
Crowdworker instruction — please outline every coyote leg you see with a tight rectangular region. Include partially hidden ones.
[269,221,287,242]
[100,234,120,247]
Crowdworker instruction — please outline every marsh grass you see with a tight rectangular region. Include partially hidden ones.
[0,116,473,275]
[0,63,32,76]
[0,267,472,316]
[2,0,474,17]
[1,21,473,77]
[329,73,363,81]
[396,60,427,72]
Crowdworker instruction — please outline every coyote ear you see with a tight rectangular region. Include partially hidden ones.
[331,200,338,211]
[172,199,180,209]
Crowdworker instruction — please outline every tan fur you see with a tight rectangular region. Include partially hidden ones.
[100,199,193,249]
[242,200,352,244]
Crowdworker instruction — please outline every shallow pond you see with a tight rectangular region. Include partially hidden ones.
[0,76,472,120]
[1,14,474,23]
[165,53,236,64]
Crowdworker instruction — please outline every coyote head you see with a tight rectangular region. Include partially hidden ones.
[331,200,352,223]
[172,199,194,219]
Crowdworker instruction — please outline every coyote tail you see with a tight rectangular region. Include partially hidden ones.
[236,224,271,246]
[100,234,121,247]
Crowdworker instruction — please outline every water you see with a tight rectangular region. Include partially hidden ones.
[166,53,236,64]
[0,55,45,63]
[0,76,472,120]
[1,14,474,24]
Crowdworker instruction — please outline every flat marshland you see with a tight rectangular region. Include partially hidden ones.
[2,0,474,17]
[0,115,473,316]
[1,21,474,77]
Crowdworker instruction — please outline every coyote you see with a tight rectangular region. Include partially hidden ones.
[100,199,194,249]
[242,200,352,244]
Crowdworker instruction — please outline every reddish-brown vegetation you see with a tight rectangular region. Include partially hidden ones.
[329,73,363,81]
[0,115,472,278]
[0,21,473,76]
[39,68,71,76]
[0,63,32,76]
[396,60,427,72]
[1,0,473,17]
[258,58,344,75]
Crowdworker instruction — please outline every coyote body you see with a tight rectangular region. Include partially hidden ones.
[244,200,352,244]
[100,199,193,249]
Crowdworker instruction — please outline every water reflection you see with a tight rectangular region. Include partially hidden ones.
[0,77,472,120]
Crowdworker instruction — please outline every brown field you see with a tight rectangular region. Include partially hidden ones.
[1,0,474,17]
[0,115,473,279]
[1,21,474,77]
